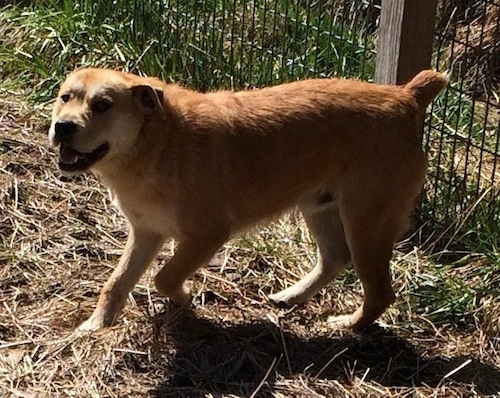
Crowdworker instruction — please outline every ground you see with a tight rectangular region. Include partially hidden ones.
[1,92,499,397]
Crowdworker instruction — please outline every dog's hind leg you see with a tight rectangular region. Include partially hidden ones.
[327,220,397,331]
[327,188,412,331]
[269,196,351,305]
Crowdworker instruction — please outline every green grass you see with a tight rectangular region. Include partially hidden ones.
[408,256,498,328]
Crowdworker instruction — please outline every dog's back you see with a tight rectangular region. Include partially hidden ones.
[158,71,448,231]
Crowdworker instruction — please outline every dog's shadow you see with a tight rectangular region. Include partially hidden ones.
[121,308,500,397]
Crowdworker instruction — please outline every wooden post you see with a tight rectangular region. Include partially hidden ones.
[375,0,437,85]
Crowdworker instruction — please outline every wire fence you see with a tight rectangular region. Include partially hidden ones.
[121,0,378,90]
[423,0,500,246]
[92,0,500,246]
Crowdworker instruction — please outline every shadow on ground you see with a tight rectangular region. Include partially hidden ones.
[113,307,500,397]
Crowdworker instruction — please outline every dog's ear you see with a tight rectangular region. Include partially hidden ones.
[132,85,167,120]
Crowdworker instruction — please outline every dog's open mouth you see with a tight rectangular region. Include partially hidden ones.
[58,143,109,172]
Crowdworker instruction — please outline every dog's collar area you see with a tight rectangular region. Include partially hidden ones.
[58,142,109,172]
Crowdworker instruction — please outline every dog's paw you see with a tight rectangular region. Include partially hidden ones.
[327,314,375,332]
[76,313,113,333]
[155,279,192,307]
[268,291,293,306]
[170,290,192,307]
[268,289,307,306]
[326,314,353,330]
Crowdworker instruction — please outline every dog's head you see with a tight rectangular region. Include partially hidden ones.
[49,68,165,174]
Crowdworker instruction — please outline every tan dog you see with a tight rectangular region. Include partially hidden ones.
[49,68,448,332]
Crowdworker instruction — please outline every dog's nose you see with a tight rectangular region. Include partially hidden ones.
[54,120,77,142]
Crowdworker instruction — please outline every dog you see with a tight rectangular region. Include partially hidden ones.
[48,68,448,332]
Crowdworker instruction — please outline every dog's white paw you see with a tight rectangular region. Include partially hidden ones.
[269,291,293,305]
[76,313,112,333]
[269,289,308,306]
[170,288,192,307]
[155,279,192,307]
[326,314,354,330]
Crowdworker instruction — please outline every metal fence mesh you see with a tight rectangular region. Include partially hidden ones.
[422,0,500,245]
[121,0,378,90]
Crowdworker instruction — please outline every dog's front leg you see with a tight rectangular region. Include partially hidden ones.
[154,231,228,305]
[78,227,166,332]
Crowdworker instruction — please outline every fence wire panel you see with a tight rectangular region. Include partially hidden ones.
[423,0,500,245]
[118,0,378,90]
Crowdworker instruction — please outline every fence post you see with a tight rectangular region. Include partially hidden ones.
[375,0,437,85]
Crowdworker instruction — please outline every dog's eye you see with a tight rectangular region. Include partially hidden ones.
[60,94,70,103]
[91,100,112,113]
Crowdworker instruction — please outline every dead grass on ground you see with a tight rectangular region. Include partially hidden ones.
[1,93,499,397]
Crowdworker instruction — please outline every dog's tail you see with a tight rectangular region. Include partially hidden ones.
[404,70,450,110]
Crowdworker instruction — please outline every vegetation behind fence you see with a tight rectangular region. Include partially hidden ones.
[424,0,500,253]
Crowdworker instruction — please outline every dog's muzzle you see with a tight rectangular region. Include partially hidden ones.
[51,119,110,172]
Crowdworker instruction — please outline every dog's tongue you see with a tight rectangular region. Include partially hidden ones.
[60,145,83,164]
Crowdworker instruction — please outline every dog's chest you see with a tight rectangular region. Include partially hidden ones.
[109,189,178,236]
